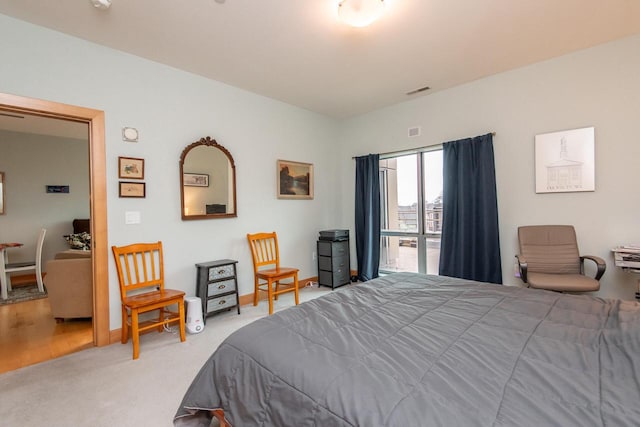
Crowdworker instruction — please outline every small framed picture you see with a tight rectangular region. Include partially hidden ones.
[119,181,146,198]
[118,156,144,180]
[46,185,70,194]
[277,159,313,200]
[183,173,209,187]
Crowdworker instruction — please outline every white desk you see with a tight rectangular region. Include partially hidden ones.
[612,246,640,300]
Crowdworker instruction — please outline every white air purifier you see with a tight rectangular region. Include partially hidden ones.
[185,297,204,334]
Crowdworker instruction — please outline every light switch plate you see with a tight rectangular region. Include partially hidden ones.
[125,211,141,224]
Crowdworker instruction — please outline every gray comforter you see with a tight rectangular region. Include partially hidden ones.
[174,272,640,426]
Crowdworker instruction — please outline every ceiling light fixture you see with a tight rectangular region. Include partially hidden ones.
[338,0,385,28]
[90,0,112,10]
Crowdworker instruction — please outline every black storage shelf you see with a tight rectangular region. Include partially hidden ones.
[317,240,350,289]
[195,259,240,323]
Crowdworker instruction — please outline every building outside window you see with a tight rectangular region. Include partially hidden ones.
[379,148,443,274]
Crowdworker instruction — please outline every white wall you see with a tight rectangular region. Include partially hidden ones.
[0,15,343,328]
[339,34,640,300]
[0,130,90,266]
[3,14,638,334]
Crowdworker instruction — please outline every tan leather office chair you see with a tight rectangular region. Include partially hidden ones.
[112,241,186,359]
[247,231,299,315]
[516,225,606,292]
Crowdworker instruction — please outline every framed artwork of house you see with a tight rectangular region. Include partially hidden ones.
[534,127,595,194]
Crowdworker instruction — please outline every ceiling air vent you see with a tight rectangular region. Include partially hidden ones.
[408,126,421,138]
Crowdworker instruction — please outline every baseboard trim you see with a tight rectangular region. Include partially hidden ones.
[108,276,320,344]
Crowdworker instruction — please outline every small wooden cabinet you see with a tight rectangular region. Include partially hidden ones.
[195,259,240,322]
[317,240,350,289]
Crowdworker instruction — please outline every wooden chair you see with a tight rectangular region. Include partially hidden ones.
[111,241,186,359]
[247,232,299,315]
[0,228,46,300]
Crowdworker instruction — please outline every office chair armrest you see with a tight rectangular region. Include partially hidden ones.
[580,255,606,281]
[515,254,528,283]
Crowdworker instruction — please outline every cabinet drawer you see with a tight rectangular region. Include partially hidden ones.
[207,279,236,297]
[318,255,348,271]
[318,240,349,257]
[318,256,332,271]
[319,267,349,287]
[208,264,235,281]
[206,294,236,313]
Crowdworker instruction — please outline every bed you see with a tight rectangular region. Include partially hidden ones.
[174,272,640,426]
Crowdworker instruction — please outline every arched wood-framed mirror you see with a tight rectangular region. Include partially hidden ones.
[180,136,237,220]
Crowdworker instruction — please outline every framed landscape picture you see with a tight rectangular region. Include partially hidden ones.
[277,159,313,200]
[119,181,146,198]
[118,156,144,180]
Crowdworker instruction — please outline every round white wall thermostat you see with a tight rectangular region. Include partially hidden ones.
[122,127,139,142]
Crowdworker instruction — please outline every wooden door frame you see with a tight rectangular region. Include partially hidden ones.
[0,92,109,346]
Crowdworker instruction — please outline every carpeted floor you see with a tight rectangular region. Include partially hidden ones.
[0,283,345,427]
[0,283,47,305]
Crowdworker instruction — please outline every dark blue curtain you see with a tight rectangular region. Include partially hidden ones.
[355,154,380,281]
[438,134,502,284]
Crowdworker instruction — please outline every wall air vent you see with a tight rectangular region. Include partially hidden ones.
[408,126,421,137]
[406,86,430,96]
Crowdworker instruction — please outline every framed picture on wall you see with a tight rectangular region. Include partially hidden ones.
[534,127,595,194]
[119,181,146,198]
[183,173,209,187]
[118,156,144,180]
[277,159,314,200]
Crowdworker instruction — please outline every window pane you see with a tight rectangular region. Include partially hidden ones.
[423,150,443,234]
[425,236,441,274]
[380,236,418,273]
[380,155,417,232]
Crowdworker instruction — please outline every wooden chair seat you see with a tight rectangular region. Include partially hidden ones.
[256,267,299,280]
[112,241,186,359]
[123,289,185,309]
[247,232,300,315]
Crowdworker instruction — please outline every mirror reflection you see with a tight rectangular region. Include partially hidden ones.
[0,172,4,215]
[180,137,237,220]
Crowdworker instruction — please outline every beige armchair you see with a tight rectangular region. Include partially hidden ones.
[516,225,606,292]
[45,252,93,321]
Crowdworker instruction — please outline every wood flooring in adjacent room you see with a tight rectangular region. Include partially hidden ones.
[0,296,93,374]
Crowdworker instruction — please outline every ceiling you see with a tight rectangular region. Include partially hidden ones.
[0,0,639,119]
[0,111,88,140]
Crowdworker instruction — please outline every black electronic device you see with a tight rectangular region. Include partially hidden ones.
[319,229,349,242]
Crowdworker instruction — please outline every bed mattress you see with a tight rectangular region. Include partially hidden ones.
[175,272,640,426]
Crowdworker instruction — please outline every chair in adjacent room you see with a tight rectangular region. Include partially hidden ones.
[0,228,47,299]
[112,241,186,359]
[247,231,299,315]
[516,225,606,292]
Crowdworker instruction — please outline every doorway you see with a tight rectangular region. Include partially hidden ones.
[0,93,109,362]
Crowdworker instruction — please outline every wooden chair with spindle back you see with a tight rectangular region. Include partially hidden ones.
[111,241,186,359]
[247,232,299,315]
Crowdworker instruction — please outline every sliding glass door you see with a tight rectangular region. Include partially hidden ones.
[379,148,443,274]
